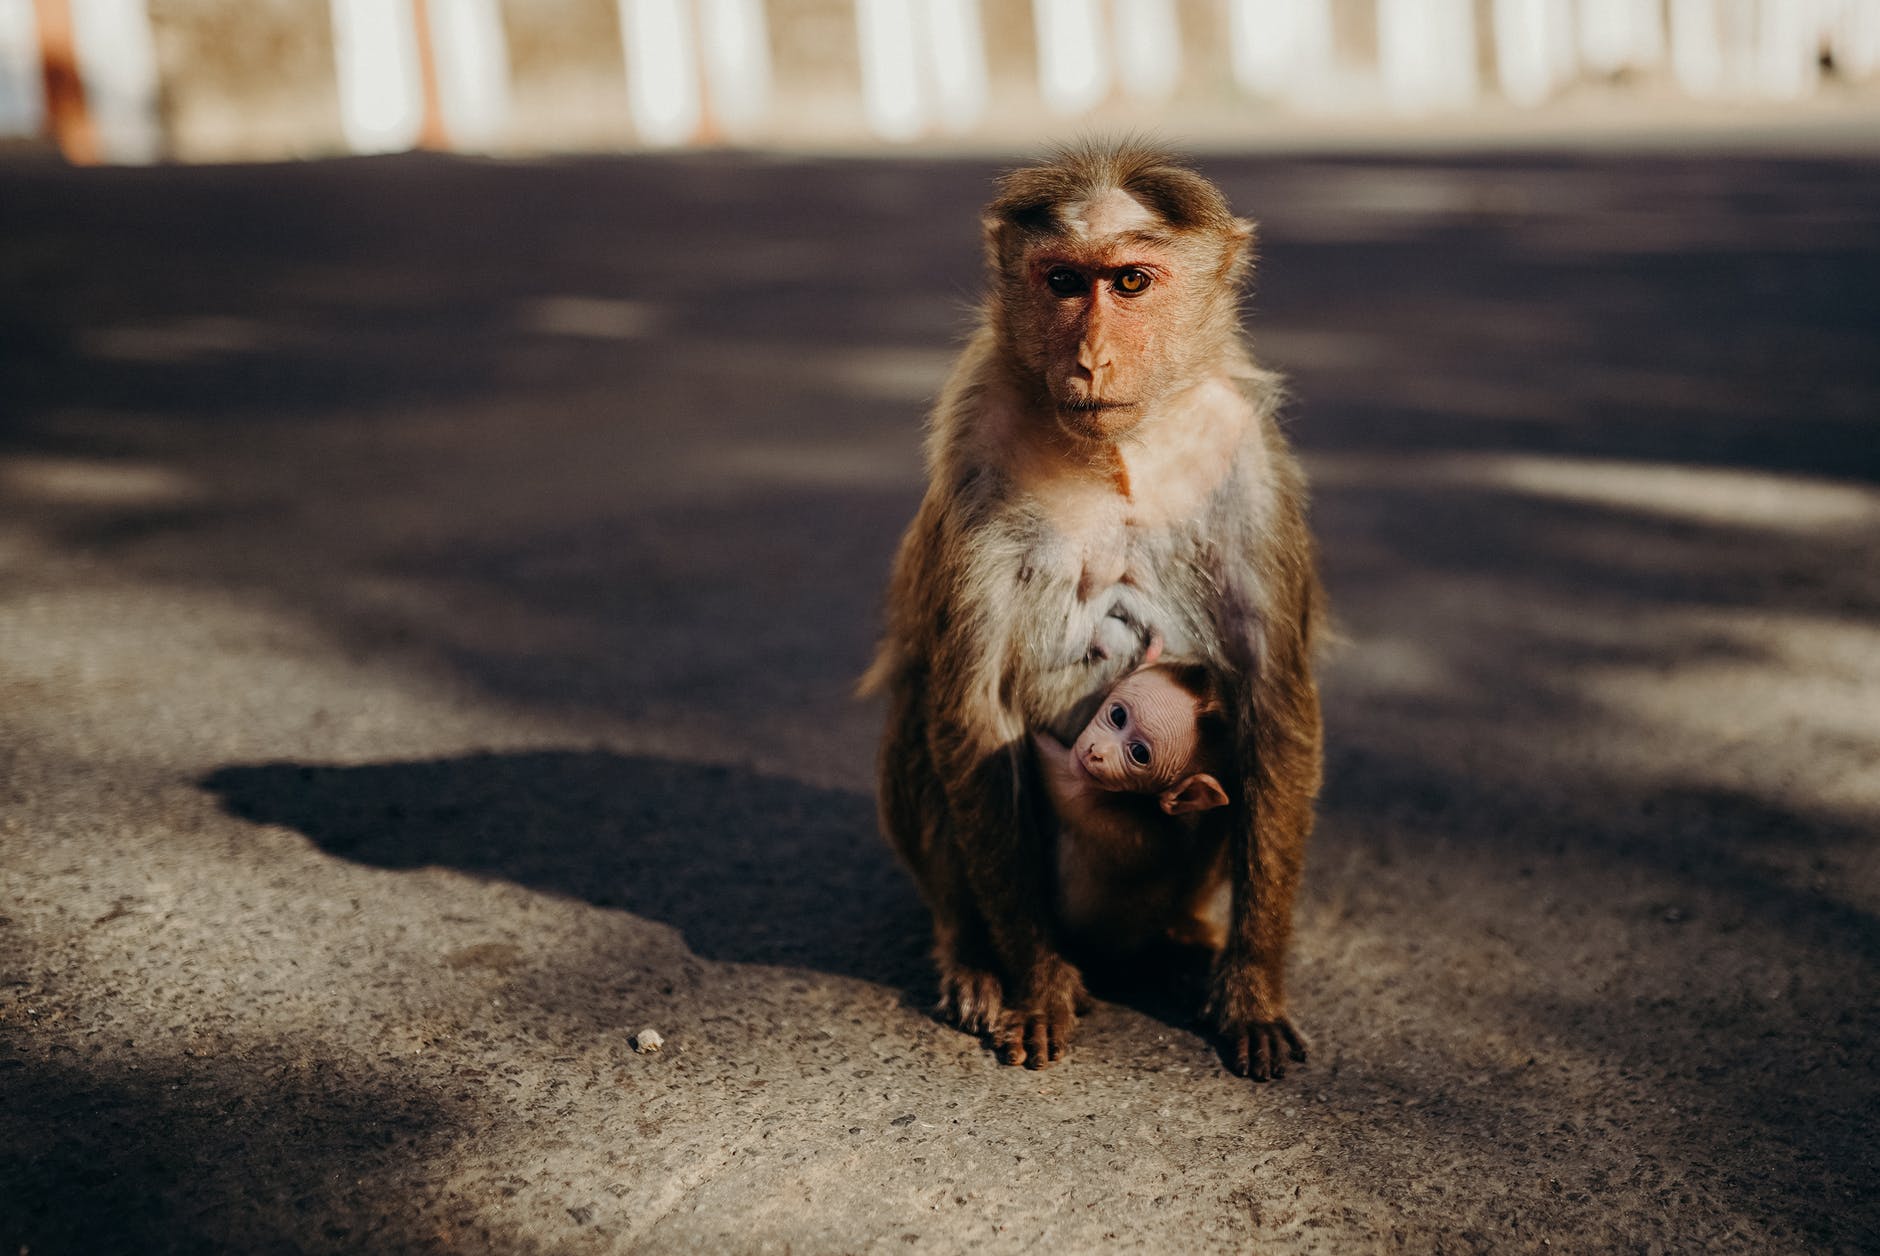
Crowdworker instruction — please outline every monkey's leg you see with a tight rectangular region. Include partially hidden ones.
[878,682,1010,1036]
[926,859,1008,1036]
[1209,661,1320,1082]
[941,744,1087,1069]
[875,682,934,875]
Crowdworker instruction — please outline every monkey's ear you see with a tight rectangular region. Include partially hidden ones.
[1137,632,1164,668]
[1220,217,1258,282]
[1160,774,1230,816]
[982,215,1016,273]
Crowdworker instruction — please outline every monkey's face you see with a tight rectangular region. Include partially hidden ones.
[997,190,1243,444]
[1009,242,1186,442]
[1074,670,1200,794]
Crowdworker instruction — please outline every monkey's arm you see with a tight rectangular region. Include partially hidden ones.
[1029,728,1072,770]
[1207,495,1323,1082]
[1029,730,1090,820]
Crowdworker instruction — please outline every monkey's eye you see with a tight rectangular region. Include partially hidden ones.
[1113,268,1152,296]
[1045,267,1086,296]
[1108,703,1127,728]
[1127,742,1152,766]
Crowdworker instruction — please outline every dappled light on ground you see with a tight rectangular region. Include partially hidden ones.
[2,150,1877,1251]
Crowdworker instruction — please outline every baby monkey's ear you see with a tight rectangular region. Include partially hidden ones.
[1159,773,1230,816]
[1138,631,1164,668]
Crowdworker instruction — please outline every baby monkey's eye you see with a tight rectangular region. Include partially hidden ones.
[1108,703,1127,728]
[1127,742,1152,766]
[1113,268,1151,296]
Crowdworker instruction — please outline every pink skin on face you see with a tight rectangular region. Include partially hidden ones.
[1026,244,1179,438]
[1073,669,1201,795]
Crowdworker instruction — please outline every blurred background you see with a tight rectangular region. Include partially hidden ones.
[3,0,1879,163]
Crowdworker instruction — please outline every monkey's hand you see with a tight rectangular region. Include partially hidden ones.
[1207,967,1308,1082]
[1082,606,1136,663]
[936,964,1007,1036]
[991,957,1087,1069]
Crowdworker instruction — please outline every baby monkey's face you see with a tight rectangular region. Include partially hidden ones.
[1074,669,1201,794]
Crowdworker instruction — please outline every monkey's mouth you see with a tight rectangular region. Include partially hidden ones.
[1057,398,1143,438]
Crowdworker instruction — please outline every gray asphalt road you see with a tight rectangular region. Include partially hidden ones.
[2,148,1877,1254]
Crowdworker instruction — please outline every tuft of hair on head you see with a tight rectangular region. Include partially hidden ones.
[982,139,1253,282]
[1147,660,1220,711]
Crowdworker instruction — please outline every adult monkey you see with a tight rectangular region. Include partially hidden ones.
[864,144,1323,1080]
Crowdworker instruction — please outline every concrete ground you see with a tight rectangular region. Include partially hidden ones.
[1,146,1876,1253]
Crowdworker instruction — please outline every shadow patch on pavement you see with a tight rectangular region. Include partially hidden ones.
[0,153,989,432]
[202,751,932,993]
[0,1050,479,1256]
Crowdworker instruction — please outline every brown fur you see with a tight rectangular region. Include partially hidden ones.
[865,142,1324,1079]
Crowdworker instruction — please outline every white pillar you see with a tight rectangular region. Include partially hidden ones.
[70,0,161,162]
[1034,0,1110,115]
[1227,0,1291,98]
[428,0,510,148]
[620,0,701,146]
[855,0,922,140]
[1228,0,1335,103]
[1579,0,1666,73]
[855,0,987,141]
[332,0,424,154]
[1670,0,1727,93]
[1111,0,1180,101]
[1831,0,1880,76]
[1378,0,1479,112]
[922,0,987,133]
[700,0,771,138]
[1754,0,1821,97]
[0,0,40,138]
[1722,0,1763,90]
[1493,0,1576,106]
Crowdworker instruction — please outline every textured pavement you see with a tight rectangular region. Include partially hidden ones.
[2,148,1877,1253]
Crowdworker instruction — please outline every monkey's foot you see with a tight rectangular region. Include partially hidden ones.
[934,966,1006,1036]
[1215,1017,1308,1082]
[991,965,1085,1069]
[991,1005,1078,1069]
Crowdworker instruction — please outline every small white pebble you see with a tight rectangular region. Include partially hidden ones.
[633,1028,664,1054]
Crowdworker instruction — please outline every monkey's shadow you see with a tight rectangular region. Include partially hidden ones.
[201,750,934,995]
[201,749,1224,1046]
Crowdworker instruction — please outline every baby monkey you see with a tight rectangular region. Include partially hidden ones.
[1032,649,1235,961]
